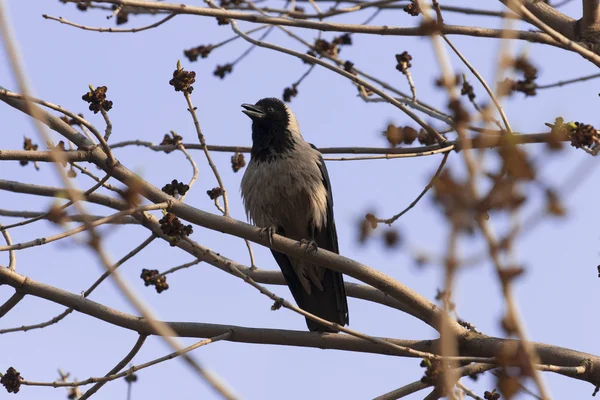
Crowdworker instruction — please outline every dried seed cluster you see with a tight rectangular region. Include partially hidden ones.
[20,137,39,167]
[314,38,339,57]
[419,359,448,396]
[162,179,190,197]
[403,1,420,16]
[124,373,138,383]
[395,51,412,74]
[216,16,230,25]
[384,124,418,146]
[160,131,183,152]
[169,67,196,94]
[303,50,317,65]
[332,33,352,46]
[207,187,224,200]
[184,45,213,62]
[484,389,500,400]
[46,140,68,167]
[47,203,68,225]
[1,367,22,394]
[343,61,355,74]
[220,0,243,6]
[571,122,598,149]
[313,35,351,58]
[282,85,299,103]
[435,73,461,88]
[140,269,169,293]
[498,56,538,97]
[231,152,246,172]
[159,213,193,246]
[214,64,233,79]
[358,214,376,244]
[448,99,470,126]
[383,124,442,147]
[82,86,113,114]
[461,79,475,101]
[116,9,129,25]
[383,229,401,248]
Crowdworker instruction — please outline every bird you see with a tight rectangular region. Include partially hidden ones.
[240,97,349,333]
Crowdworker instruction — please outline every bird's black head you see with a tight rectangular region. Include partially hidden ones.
[241,97,299,162]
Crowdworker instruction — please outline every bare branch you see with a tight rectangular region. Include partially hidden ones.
[76,0,561,47]
[375,152,449,225]
[78,334,148,399]
[582,0,600,33]
[0,291,25,318]
[24,332,230,389]
[42,12,177,33]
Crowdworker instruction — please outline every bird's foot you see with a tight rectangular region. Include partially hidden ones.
[259,226,276,248]
[298,238,318,254]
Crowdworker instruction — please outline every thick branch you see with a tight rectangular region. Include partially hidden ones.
[501,0,577,38]
[0,265,598,386]
[0,179,421,318]
[582,0,600,34]
[108,132,560,156]
[0,149,91,162]
[79,1,561,46]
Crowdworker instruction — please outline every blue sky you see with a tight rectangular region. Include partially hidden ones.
[1,0,599,399]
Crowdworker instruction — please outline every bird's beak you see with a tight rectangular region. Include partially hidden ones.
[241,103,266,120]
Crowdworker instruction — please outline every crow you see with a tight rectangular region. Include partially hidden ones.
[240,97,349,332]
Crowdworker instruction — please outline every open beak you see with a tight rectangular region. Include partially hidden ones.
[241,103,265,120]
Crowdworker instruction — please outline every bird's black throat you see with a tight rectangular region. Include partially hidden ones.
[250,122,296,163]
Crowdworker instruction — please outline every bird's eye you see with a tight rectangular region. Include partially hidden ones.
[267,107,275,113]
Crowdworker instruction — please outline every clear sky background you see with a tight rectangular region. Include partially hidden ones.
[1,1,599,399]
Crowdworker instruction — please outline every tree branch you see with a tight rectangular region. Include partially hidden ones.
[582,0,600,33]
[72,0,561,47]
[0,265,597,386]
[78,334,148,399]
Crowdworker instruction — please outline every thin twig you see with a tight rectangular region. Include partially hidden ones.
[153,259,202,281]
[442,36,512,133]
[78,335,148,399]
[176,144,199,202]
[536,72,600,89]
[0,235,156,334]
[182,90,230,215]
[0,223,16,269]
[0,203,167,252]
[70,164,124,194]
[42,12,177,33]
[0,291,25,318]
[23,332,232,388]
[375,151,449,225]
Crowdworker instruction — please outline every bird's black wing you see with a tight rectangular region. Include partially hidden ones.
[309,144,349,329]
[270,145,349,332]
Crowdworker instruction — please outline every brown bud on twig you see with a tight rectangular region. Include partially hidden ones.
[207,187,224,200]
[1,367,23,394]
[213,64,233,79]
[162,179,190,197]
[184,45,213,62]
[169,64,196,94]
[231,152,246,172]
[160,131,183,152]
[82,86,113,113]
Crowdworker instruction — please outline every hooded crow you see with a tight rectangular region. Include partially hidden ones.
[240,97,349,332]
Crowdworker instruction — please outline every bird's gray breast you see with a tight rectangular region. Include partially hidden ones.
[240,145,328,239]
